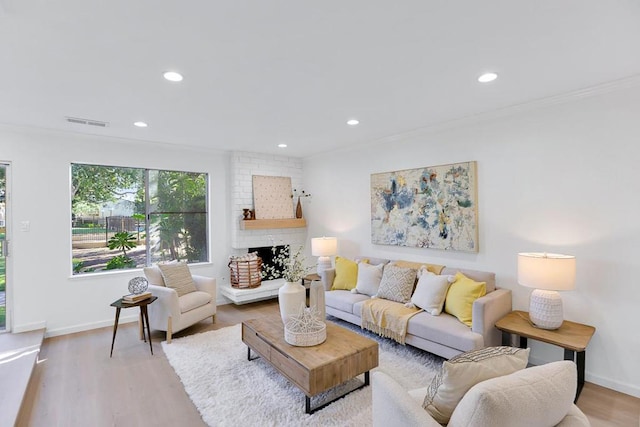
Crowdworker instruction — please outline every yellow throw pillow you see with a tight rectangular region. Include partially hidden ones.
[392,260,445,275]
[444,272,486,326]
[331,256,360,290]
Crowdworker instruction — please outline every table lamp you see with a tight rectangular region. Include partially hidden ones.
[311,237,337,275]
[517,252,576,330]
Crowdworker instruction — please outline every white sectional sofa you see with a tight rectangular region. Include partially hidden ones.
[321,257,512,359]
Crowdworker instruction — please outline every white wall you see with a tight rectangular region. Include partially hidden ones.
[303,83,640,397]
[0,126,231,335]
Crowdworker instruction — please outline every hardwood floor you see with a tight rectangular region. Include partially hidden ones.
[18,300,639,426]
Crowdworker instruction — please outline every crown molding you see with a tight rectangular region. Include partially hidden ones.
[0,122,228,155]
[310,73,640,158]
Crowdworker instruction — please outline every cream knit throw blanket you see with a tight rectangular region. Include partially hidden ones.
[361,298,423,345]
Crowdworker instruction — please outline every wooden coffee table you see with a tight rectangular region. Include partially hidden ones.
[242,314,379,414]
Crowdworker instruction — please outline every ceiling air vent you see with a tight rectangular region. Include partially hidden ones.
[65,116,109,127]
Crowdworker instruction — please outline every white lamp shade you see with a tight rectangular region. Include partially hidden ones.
[311,237,337,257]
[517,252,576,291]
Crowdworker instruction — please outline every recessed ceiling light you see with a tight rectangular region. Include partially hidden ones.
[163,71,183,82]
[133,121,148,128]
[347,119,360,126]
[278,143,287,148]
[478,72,498,83]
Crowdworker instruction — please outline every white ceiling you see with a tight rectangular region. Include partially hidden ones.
[1,1,640,158]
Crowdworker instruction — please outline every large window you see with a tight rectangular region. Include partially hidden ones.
[71,163,208,275]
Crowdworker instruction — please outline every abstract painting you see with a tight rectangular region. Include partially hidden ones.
[371,161,478,252]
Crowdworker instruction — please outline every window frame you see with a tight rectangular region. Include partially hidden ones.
[70,162,209,276]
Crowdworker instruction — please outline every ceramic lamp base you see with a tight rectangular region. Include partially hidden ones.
[529,289,564,330]
[316,256,331,275]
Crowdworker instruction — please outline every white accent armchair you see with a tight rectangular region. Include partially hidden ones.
[372,361,590,427]
[143,266,217,343]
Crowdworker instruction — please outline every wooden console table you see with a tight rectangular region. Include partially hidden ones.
[495,310,595,402]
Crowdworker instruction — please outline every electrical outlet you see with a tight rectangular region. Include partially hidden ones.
[20,221,30,232]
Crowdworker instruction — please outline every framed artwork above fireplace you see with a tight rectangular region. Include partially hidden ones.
[252,175,294,219]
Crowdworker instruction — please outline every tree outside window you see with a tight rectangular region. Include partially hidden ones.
[71,163,208,275]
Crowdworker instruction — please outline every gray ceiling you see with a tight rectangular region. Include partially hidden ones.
[1,1,640,157]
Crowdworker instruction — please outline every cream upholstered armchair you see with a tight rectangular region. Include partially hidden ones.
[372,360,590,426]
[143,263,216,343]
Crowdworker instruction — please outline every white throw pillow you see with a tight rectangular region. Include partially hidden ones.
[423,346,530,425]
[353,262,384,296]
[410,273,454,315]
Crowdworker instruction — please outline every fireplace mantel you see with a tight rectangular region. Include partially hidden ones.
[239,218,306,230]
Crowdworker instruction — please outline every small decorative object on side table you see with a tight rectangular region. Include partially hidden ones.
[495,310,595,402]
[110,295,158,357]
[128,276,149,295]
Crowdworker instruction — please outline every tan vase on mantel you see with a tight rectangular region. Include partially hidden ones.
[295,196,303,218]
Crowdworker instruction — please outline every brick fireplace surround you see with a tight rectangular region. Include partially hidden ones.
[223,151,308,304]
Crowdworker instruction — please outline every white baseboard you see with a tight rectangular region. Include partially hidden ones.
[44,315,138,338]
[12,321,47,333]
[529,356,640,399]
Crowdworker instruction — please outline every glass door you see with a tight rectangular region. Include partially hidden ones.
[0,163,7,331]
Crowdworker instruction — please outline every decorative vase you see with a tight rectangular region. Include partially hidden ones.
[295,196,303,219]
[278,281,306,323]
[309,281,326,320]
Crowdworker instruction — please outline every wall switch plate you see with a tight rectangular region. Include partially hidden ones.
[20,220,30,232]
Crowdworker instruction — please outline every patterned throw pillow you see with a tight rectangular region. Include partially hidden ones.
[422,346,530,424]
[158,262,197,297]
[375,264,417,303]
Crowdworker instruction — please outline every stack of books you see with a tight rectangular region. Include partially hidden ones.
[122,291,152,303]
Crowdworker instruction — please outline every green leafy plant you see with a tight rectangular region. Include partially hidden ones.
[105,255,136,270]
[72,259,84,274]
[107,231,137,257]
[263,245,312,282]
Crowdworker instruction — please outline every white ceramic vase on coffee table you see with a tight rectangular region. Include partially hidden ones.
[279,281,306,323]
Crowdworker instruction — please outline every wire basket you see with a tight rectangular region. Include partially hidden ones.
[228,256,263,289]
[284,323,327,347]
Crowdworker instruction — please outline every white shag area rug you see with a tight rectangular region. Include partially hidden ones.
[162,319,443,427]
